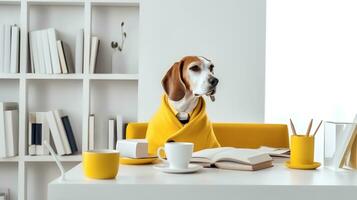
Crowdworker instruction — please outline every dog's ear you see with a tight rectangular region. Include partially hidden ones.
[162,61,186,101]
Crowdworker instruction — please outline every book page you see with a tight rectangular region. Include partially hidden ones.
[191,147,234,161]
[212,149,272,165]
[256,146,290,157]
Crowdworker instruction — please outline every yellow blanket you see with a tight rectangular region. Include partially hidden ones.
[146,95,221,155]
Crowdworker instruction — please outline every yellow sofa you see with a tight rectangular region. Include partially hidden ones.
[126,123,289,148]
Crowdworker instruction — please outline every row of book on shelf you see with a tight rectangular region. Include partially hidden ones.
[88,114,124,150]
[0,24,20,74]
[0,103,78,158]
[0,103,125,158]
[1,25,101,75]
[28,110,78,156]
[30,112,124,155]
[29,28,100,74]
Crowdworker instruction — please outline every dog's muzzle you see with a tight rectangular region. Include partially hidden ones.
[207,77,218,102]
[208,77,219,87]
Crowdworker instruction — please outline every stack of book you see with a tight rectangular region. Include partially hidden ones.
[28,110,78,156]
[88,114,122,150]
[0,24,20,74]
[332,115,357,169]
[0,102,18,158]
[29,28,75,74]
[116,139,149,158]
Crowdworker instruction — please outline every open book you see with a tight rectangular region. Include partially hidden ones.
[255,146,290,158]
[191,147,273,171]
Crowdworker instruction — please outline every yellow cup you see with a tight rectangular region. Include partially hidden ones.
[83,150,120,179]
[290,135,315,165]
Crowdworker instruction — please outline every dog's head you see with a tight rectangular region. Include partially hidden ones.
[162,56,219,101]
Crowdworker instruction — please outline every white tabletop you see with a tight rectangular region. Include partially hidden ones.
[48,159,357,200]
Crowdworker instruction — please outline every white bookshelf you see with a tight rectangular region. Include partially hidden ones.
[0,0,140,200]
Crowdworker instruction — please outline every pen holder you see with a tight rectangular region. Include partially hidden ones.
[285,135,320,169]
[290,135,314,165]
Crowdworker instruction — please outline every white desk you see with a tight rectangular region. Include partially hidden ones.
[48,159,357,200]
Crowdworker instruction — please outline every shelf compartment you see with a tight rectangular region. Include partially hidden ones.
[27,80,83,155]
[91,4,139,74]
[0,162,18,200]
[0,79,19,102]
[90,80,138,149]
[26,162,78,200]
[28,3,85,73]
[0,1,21,74]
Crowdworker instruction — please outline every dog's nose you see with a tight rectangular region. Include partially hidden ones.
[208,77,219,87]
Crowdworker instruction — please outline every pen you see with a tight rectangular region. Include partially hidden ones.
[306,119,313,136]
[290,119,297,135]
[312,120,323,137]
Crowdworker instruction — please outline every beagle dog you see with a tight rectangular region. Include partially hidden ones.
[162,56,219,123]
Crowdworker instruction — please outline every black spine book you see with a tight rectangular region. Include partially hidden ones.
[61,116,78,153]
[32,123,42,145]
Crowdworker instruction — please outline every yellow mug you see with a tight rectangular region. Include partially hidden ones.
[83,150,120,179]
[290,135,314,165]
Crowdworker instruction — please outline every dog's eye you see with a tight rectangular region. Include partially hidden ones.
[190,65,201,72]
[209,64,214,72]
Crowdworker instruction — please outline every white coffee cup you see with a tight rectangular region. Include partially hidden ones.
[157,142,194,169]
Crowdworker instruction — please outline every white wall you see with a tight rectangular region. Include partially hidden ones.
[265,0,357,161]
[138,0,266,122]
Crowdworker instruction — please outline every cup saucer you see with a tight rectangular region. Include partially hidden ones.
[153,163,203,174]
[285,160,321,170]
